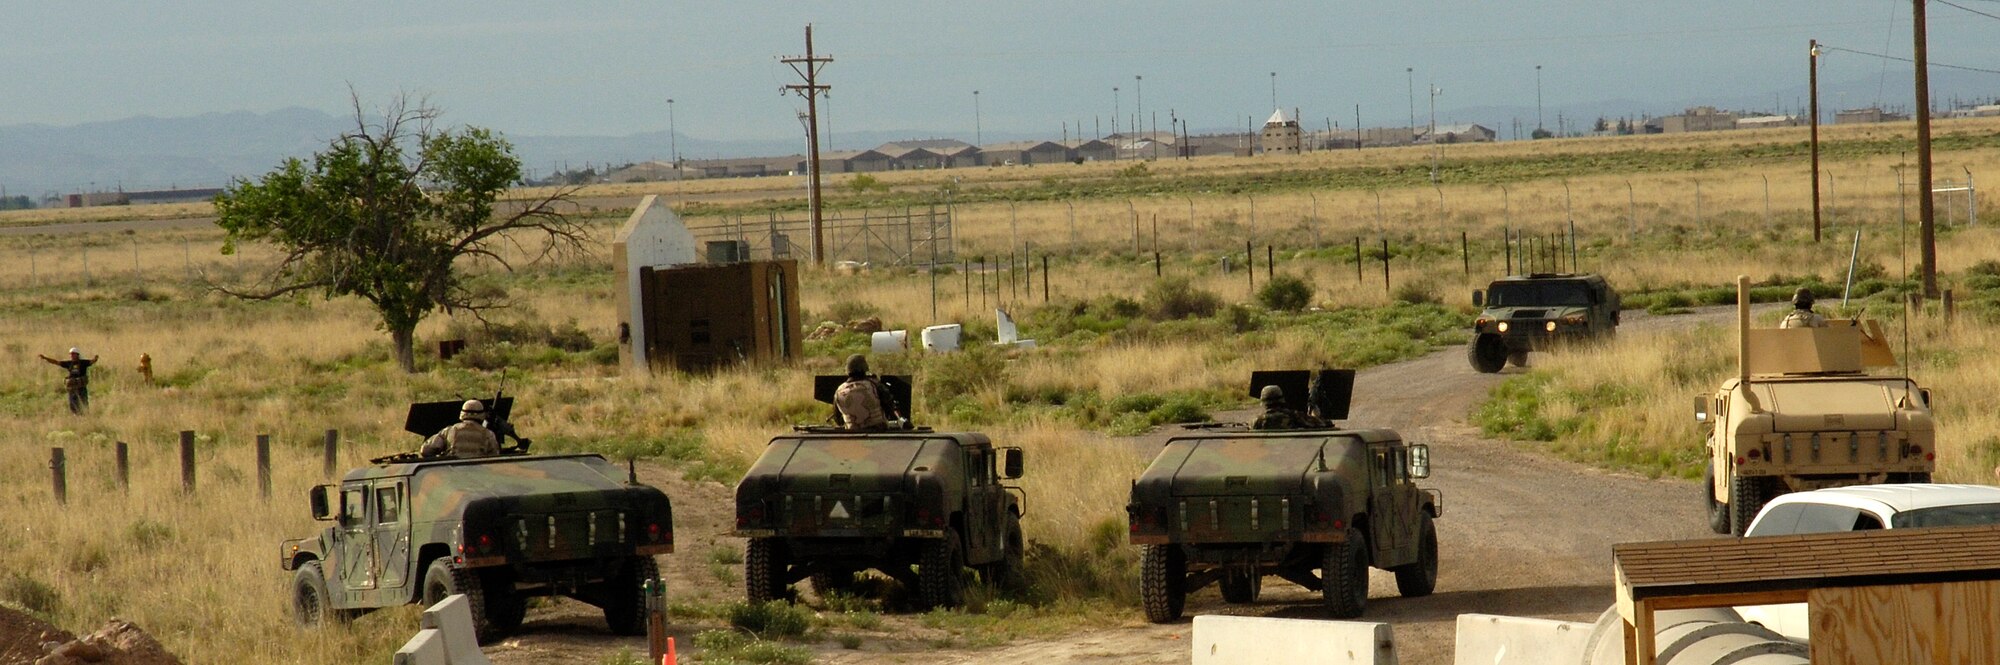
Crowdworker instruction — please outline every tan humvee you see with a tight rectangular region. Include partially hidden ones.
[1698,276,1935,536]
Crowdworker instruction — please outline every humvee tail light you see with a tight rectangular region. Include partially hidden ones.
[647,522,663,543]
[1735,456,1747,466]
[1747,449,1761,460]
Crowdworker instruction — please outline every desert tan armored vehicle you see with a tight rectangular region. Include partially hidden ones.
[1699,276,1934,536]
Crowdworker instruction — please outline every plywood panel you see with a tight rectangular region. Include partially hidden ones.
[1811,581,2000,665]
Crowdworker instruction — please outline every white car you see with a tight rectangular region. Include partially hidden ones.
[1737,484,2000,641]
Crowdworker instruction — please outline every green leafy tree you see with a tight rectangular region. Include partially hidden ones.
[213,97,584,372]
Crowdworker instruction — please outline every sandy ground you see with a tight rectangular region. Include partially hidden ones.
[476,306,1759,665]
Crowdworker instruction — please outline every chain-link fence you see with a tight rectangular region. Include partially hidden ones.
[687,208,955,266]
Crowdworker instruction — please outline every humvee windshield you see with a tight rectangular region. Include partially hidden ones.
[1180,437,1326,471]
[1488,281,1592,307]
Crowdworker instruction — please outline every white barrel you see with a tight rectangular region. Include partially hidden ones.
[921,324,962,352]
[870,330,909,354]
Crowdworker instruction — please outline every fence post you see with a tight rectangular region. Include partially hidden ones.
[323,429,339,477]
[1461,231,1469,277]
[1503,230,1513,275]
[180,430,196,494]
[644,578,670,662]
[257,434,272,501]
[1381,238,1391,293]
[963,260,970,311]
[1354,237,1362,283]
[116,441,130,492]
[1266,246,1274,281]
[1042,255,1050,302]
[50,447,66,506]
[1944,289,1956,327]
[1245,241,1255,291]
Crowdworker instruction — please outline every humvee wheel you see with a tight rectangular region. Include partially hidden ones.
[745,538,789,604]
[484,587,525,635]
[291,561,347,626]
[1704,463,1730,534]
[1322,528,1368,619]
[1506,351,1530,368]
[1728,475,1774,536]
[1393,514,1438,597]
[1219,570,1262,604]
[1139,544,1186,623]
[1467,335,1507,373]
[423,558,495,642]
[918,529,968,609]
[601,555,657,636]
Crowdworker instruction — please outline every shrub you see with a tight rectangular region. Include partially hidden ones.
[1144,276,1221,320]
[3,573,61,616]
[824,300,878,322]
[1257,274,1314,311]
[727,600,815,638]
[1391,279,1440,305]
[692,629,814,665]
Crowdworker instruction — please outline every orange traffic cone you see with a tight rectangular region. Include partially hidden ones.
[662,637,677,665]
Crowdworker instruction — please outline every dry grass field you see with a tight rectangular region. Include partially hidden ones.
[1,117,1998,662]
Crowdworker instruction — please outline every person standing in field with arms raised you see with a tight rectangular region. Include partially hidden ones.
[38,348,98,414]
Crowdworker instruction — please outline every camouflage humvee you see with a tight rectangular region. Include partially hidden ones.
[282,398,674,640]
[733,376,1026,609]
[1699,276,1935,535]
[1468,273,1621,372]
[1126,371,1440,622]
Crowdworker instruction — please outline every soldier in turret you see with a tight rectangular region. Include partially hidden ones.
[1252,385,1323,430]
[834,354,904,431]
[1780,288,1828,329]
[421,399,501,458]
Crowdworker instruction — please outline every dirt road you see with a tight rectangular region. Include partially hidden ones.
[487,309,1739,665]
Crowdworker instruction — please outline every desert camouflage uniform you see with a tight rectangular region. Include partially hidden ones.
[834,378,889,430]
[423,421,501,458]
[1780,309,1828,329]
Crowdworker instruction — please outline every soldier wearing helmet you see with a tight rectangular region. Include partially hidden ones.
[421,399,502,458]
[834,354,904,431]
[37,347,99,415]
[1252,385,1324,430]
[1779,287,1828,329]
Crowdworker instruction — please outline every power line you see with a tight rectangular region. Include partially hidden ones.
[1937,0,2000,21]
[1819,44,2000,76]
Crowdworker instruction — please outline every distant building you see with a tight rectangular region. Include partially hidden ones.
[1660,106,1739,133]
[1835,108,1909,124]
[879,139,978,169]
[65,192,129,208]
[1415,123,1497,144]
[1063,139,1115,162]
[686,156,801,179]
[1260,109,1302,155]
[979,140,1070,166]
[124,187,224,205]
[608,161,683,183]
[1735,115,1801,130]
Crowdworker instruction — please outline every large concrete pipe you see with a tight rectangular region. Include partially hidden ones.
[1580,606,1807,665]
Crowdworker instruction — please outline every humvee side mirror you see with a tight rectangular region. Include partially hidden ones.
[1693,396,1709,422]
[1001,447,1024,480]
[1471,290,1485,307]
[1920,389,1933,409]
[309,485,334,521]
[1408,444,1431,479]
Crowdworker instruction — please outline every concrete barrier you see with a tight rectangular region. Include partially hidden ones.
[419,594,492,665]
[1192,615,1396,665]
[391,629,446,665]
[1453,614,1593,665]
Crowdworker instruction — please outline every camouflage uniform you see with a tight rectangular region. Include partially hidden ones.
[422,400,500,458]
[835,378,889,430]
[1780,287,1828,329]
[1251,385,1324,430]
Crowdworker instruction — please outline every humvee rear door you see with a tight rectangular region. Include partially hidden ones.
[1367,445,1419,565]
[372,481,410,590]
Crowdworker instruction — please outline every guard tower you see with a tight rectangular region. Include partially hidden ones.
[1260,109,1302,155]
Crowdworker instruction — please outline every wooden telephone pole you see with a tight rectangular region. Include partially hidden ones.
[1913,0,1939,297]
[782,25,833,265]
[1810,39,1822,243]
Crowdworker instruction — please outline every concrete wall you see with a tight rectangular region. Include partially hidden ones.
[1192,615,1396,665]
[613,195,699,373]
[1453,614,1593,665]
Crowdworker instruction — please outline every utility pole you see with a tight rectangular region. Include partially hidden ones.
[1270,71,1278,111]
[1112,87,1120,138]
[666,98,679,167]
[1135,75,1145,141]
[1405,67,1416,134]
[1914,0,1939,297]
[1429,84,1442,184]
[782,24,833,265]
[973,90,982,146]
[1810,40,1823,242]
[1535,65,1545,133]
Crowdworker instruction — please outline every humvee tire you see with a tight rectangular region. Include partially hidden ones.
[1219,570,1262,604]
[1468,335,1507,373]
[291,561,343,626]
[423,558,495,641]
[1392,514,1439,597]
[1506,351,1530,368]
[1323,528,1368,619]
[1704,464,1730,534]
[745,538,787,603]
[918,529,967,609]
[600,556,656,636]
[1729,476,1774,536]
[485,586,526,635]
[1139,544,1186,623]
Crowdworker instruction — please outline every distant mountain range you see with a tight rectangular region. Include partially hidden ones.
[1,70,1990,200]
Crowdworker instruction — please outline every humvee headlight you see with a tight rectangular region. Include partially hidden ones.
[1497,322,1510,333]
[1544,321,1558,332]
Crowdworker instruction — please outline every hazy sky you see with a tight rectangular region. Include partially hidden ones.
[3,1,1994,140]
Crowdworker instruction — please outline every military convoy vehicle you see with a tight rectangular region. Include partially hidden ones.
[733,376,1026,609]
[1126,370,1440,622]
[1468,273,1621,373]
[1699,276,1935,536]
[282,397,675,640]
